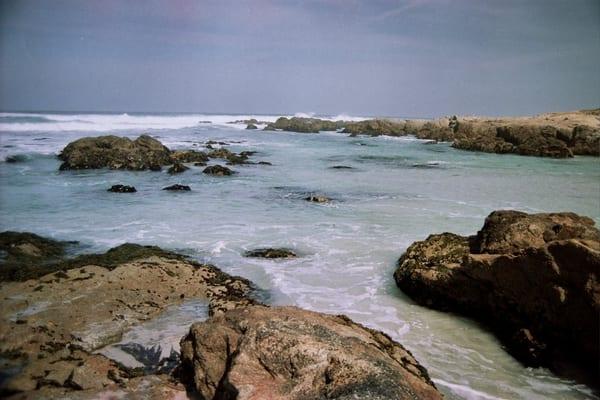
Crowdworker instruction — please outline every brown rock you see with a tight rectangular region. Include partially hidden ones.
[394,210,600,385]
[180,305,443,400]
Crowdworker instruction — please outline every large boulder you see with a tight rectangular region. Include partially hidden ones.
[58,135,172,170]
[180,305,443,400]
[394,210,600,385]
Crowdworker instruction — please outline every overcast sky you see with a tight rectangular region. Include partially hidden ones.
[1,0,599,117]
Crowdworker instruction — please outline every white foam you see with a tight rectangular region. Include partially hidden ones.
[433,379,508,400]
[0,112,281,132]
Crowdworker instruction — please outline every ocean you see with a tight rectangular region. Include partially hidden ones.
[1,112,598,399]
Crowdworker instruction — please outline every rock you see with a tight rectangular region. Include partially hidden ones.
[207,148,234,159]
[203,165,234,176]
[107,185,136,193]
[264,117,343,133]
[0,234,258,396]
[167,162,189,174]
[394,210,600,385]
[569,125,600,156]
[0,231,68,281]
[193,162,207,166]
[330,165,354,169]
[5,154,28,163]
[170,150,209,164]
[179,306,443,400]
[256,161,272,165]
[342,119,406,136]
[305,195,330,203]
[246,123,258,130]
[162,184,191,191]
[59,135,172,170]
[244,248,297,258]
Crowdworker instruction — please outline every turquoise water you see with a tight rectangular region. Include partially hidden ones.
[1,113,599,399]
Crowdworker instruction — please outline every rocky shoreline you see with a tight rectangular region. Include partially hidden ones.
[394,210,600,386]
[0,232,443,399]
[261,109,600,158]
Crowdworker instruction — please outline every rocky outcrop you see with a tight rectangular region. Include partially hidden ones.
[0,231,70,281]
[203,165,234,176]
[170,150,209,164]
[394,210,600,385]
[264,117,344,133]
[58,135,172,170]
[162,184,191,191]
[342,119,406,136]
[179,305,443,400]
[246,123,258,130]
[107,184,136,193]
[0,235,258,397]
[244,248,297,258]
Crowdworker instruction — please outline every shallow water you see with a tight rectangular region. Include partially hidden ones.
[1,112,599,399]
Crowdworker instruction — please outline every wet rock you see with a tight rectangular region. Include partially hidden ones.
[0,231,69,281]
[330,165,354,169]
[394,210,600,385]
[244,248,297,258]
[193,161,207,166]
[264,117,343,133]
[170,150,209,164]
[342,119,406,136]
[207,148,234,159]
[246,123,258,130]
[256,161,272,165]
[0,236,258,396]
[162,184,191,191]
[203,165,234,176]
[5,154,28,163]
[167,162,189,174]
[59,135,172,170]
[305,195,330,203]
[107,184,136,193]
[180,306,443,400]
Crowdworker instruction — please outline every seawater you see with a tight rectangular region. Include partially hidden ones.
[0,112,599,400]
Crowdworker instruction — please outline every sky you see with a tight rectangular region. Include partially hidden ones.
[0,0,599,117]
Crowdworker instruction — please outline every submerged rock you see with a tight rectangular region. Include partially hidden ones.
[330,165,354,169]
[162,184,191,191]
[180,306,443,400]
[244,248,297,258]
[58,135,172,170]
[305,195,330,203]
[394,210,600,385]
[167,162,189,174]
[203,165,234,176]
[0,235,258,396]
[246,123,258,130]
[107,184,137,193]
[5,154,28,163]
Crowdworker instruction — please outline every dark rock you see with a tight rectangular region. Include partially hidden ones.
[257,161,272,165]
[394,210,600,385]
[162,184,191,191]
[107,185,137,193]
[203,165,234,176]
[244,248,297,258]
[342,119,406,136]
[264,117,343,133]
[58,135,172,170]
[5,154,28,163]
[305,195,330,203]
[0,231,68,281]
[179,306,443,400]
[170,150,209,163]
[167,162,189,174]
[193,162,207,166]
[330,165,354,169]
[246,123,258,130]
